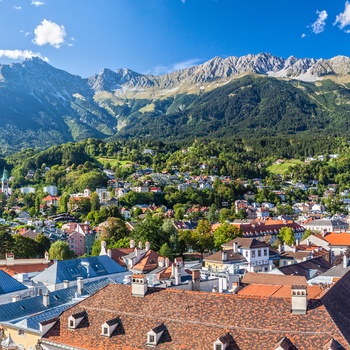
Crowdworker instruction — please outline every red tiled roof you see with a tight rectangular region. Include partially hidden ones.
[241,272,307,286]
[0,263,51,276]
[132,250,160,273]
[42,280,350,349]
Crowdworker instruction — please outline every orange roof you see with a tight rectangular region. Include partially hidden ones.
[132,250,160,273]
[237,283,326,299]
[324,232,350,246]
[238,284,281,297]
[0,263,51,276]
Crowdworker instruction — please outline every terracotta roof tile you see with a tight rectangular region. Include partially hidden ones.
[42,279,350,349]
[241,272,307,286]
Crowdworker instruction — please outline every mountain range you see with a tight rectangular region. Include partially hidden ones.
[1,53,350,152]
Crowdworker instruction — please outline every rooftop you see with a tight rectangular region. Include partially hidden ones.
[41,272,350,349]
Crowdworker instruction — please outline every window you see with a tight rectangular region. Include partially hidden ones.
[103,327,109,335]
[215,344,222,350]
[264,248,268,256]
[149,335,155,343]
[18,329,25,336]
[245,251,248,258]
[258,250,261,257]
[251,250,255,258]
[69,320,74,328]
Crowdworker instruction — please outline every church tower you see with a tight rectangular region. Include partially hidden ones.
[1,168,9,197]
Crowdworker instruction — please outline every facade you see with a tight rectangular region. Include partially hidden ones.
[205,237,274,273]
[303,218,348,233]
[43,186,58,196]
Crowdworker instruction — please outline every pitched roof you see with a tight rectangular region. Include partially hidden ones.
[0,277,113,323]
[237,284,326,299]
[42,279,350,349]
[0,270,27,295]
[277,257,332,280]
[204,250,246,263]
[32,256,127,284]
[108,248,134,267]
[241,272,307,286]
[132,250,160,273]
[222,237,270,249]
[324,232,350,246]
[0,262,51,276]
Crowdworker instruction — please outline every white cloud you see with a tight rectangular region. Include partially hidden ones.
[301,33,306,38]
[32,19,66,48]
[20,30,31,37]
[311,10,328,34]
[0,49,49,62]
[13,5,22,10]
[146,58,202,75]
[334,1,350,31]
[31,0,45,6]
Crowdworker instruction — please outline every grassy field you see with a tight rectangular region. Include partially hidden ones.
[267,159,304,175]
[96,157,134,168]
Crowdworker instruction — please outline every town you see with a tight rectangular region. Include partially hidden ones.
[0,139,349,349]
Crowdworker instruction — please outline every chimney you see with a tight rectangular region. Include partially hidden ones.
[43,291,50,307]
[44,251,49,261]
[233,241,239,253]
[77,277,84,296]
[296,239,299,246]
[12,295,20,303]
[165,258,170,267]
[63,280,69,288]
[343,254,349,268]
[145,241,150,251]
[131,274,148,297]
[100,241,107,255]
[291,285,308,314]
[107,249,112,258]
[278,244,282,253]
[307,239,311,246]
[138,241,143,250]
[130,239,135,248]
[158,257,164,268]
[192,270,200,291]
[174,263,181,285]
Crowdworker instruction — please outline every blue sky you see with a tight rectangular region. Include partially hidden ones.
[0,0,350,77]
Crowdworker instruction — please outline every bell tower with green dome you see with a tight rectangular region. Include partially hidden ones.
[1,168,8,197]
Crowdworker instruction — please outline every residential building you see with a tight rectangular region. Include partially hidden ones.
[205,237,274,273]
[273,257,332,280]
[43,186,58,196]
[32,256,129,291]
[39,271,350,349]
[303,218,348,233]
[20,186,36,195]
[0,278,113,350]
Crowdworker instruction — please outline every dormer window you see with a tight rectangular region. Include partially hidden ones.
[147,324,166,346]
[213,332,233,350]
[148,335,155,343]
[68,311,87,329]
[101,317,120,337]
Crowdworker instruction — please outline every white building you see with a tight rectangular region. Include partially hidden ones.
[43,185,58,196]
